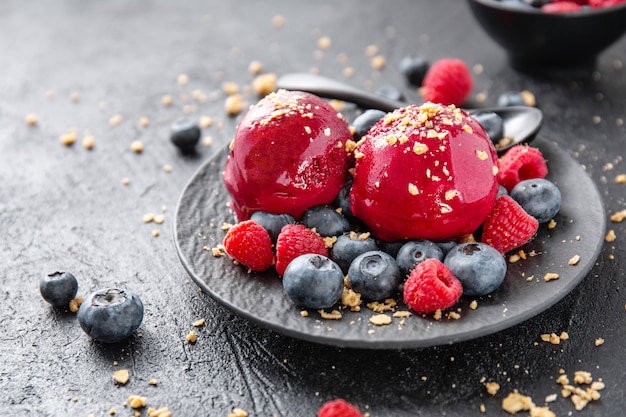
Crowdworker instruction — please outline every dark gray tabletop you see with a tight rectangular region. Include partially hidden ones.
[1,1,625,416]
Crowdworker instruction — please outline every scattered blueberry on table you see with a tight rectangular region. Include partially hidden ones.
[40,271,78,307]
[77,288,144,343]
[169,117,201,154]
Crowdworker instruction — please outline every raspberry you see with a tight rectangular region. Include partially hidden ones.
[223,220,274,272]
[421,58,473,106]
[318,399,363,417]
[403,258,463,314]
[481,195,539,254]
[275,224,328,276]
[498,145,548,192]
[588,0,626,7]
[541,1,583,12]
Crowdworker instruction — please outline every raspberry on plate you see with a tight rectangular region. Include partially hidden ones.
[318,399,363,417]
[403,258,463,314]
[223,89,353,221]
[481,195,539,254]
[422,58,473,106]
[350,102,500,242]
[275,223,328,276]
[498,145,548,192]
[223,220,274,272]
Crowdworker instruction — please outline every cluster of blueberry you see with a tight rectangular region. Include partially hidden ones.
[240,161,561,314]
[40,271,143,343]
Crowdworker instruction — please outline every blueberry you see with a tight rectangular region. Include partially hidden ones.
[348,251,402,301]
[250,211,295,242]
[330,232,379,273]
[352,109,386,140]
[282,254,344,309]
[77,288,144,343]
[399,54,430,86]
[471,111,504,144]
[510,178,561,223]
[40,271,78,307]
[334,179,354,218]
[377,240,405,258]
[444,242,506,296]
[396,240,444,277]
[521,0,550,7]
[435,241,458,257]
[497,185,509,198]
[375,85,404,102]
[301,205,350,237]
[170,117,201,153]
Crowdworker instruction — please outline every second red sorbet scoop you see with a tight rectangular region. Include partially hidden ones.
[350,102,500,242]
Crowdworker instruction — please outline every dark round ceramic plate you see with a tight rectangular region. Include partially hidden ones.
[174,137,605,349]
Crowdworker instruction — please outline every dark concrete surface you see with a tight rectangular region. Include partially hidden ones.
[1,1,625,416]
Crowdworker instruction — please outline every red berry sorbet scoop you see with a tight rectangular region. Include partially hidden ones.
[224,90,353,221]
[350,102,500,242]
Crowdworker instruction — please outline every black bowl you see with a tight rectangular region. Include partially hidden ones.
[467,0,626,76]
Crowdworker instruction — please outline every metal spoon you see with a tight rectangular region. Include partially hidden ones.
[276,72,543,152]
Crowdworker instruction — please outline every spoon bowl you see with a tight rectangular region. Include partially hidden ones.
[276,72,543,153]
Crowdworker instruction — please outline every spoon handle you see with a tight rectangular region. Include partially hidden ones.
[277,73,405,112]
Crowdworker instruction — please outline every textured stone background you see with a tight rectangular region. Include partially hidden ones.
[1,1,625,416]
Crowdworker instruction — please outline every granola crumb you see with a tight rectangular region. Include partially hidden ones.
[469,300,478,310]
[139,116,150,127]
[68,296,83,313]
[615,173,626,184]
[485,381,500,396]
[177,73,189,85]
[568,255,580,266]
[148,379,158,386]
[252,73,277,96]
[113,369,130,385]
[122,178,130,185]
[543,272,559,282]
[186,331,197,344]
[225,94,244,116]
[319,309,342,320]
[25,114,38,126]
[501,390,535,414]
[547,219,557,229]
[152,230,160,237]
[605,229,616,242]
[370,55,386,70]
[70,92,80,103]
[193,318,205,327]
[610,209,626,222]
[271,15,284,28]
[59,129,78,146]
[161,95,173,106]
[594,337,604,346]
[148,407,172,417]
[369,314,392,326]
[82,132,95,150]
[128,395,147,409]
[130,140,144,153]
[109,114,123,126]
[300,310,309,317]
[248,60,263,74]
[203,136,213,147]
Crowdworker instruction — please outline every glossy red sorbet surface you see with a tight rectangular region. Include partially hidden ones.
[223,90,352,221]
[350,103,499,242]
